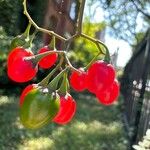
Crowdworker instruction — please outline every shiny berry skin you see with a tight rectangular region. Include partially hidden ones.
[96,79,120,106]
[20,84,37,106]
[7,47,37,82]
[53,93,76,125]
[86,60,115,93]
[7,47,29,66]
[38,46,58,69]
[70,69,87,92]
[20,88,60,129]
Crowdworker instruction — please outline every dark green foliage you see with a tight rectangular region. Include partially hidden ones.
[0,0,48,35]
[0,27,12,85]
[0,0,22,35]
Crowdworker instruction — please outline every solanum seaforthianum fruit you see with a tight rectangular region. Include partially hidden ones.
[96,79,120,105]
[20,88,60,129]
[38,46,58,69]
[86,60,115,93]
[53,93,76,124]
[7,47,37,82]
[69,68,87,92]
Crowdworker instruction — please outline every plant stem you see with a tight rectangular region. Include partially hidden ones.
[85,51,101,70]
[81,33,106,55]
[38,56,64,86]
[23,0,66,41]
[24,50,65,63]
[77,0,86,34]
[24,22,32,39]
[23,0,111,66]
[64,54,80,73]
[48,67,69,91]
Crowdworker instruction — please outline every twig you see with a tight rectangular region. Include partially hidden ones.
[23,0,66,41]
[77,0,86,34]
[81,33,106,54]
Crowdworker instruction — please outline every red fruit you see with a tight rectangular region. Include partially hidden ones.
[38,46,57,69]
[7,47,37,82]
[86,60,115,93]
[70,68,87,92]
[96,79,120,106]
[20,84,37,106]
[7,47,29,66]
[53,93,76,125]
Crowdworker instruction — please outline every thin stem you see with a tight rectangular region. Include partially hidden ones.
[24,50,65,63]
[24,22,32,39]
[81,33,106,54]
[77,0,86,34]
[23,0,66,41]
[64,53,80,73]
[38,56,64,86]
[85,51,101,70]
[48,67,69,91]
[29,29,38,47]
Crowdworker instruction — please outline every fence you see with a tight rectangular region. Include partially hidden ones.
[121,29,150,149]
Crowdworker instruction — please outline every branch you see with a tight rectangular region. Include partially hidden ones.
[23,0,66,41]
[77,0,86,34]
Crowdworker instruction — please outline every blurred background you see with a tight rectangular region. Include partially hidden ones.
[0,0,150,149]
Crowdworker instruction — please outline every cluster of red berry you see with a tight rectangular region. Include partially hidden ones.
[7,46,76,128]
[7,44,119,129]
[70,61,119,105]
[7,46,57,82]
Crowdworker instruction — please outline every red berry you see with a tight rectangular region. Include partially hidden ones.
[20,84,37,106]
[7,47,30,66]
[96,79,120,105]
[70,68,87,92]
[7,47,37,82]
[38,46,57,69]
[53,93,76,125]
[86,60,115,93]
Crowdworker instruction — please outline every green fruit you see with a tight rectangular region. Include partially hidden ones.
[20,88,60,129]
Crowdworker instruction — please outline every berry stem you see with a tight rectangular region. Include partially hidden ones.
[24,50,65,63]
[63,53,80,73]
[38,56,64,86]
[48,67,69,91]
[81,33,106,54]
[48,35,56,50]
[29,29,38,48]
[104,48,111,63]
[58,72,69,95]
[24,22,32,40]
[84,51,101,70]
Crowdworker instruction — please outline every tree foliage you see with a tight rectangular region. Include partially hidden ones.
[87,0,150,46]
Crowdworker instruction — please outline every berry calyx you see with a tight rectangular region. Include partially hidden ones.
[38,46,58,69]
[86,60,115,93]
[69,68,87,92]
[53,93,76,125]
[7,47,37,82]
[96,79,120,106]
